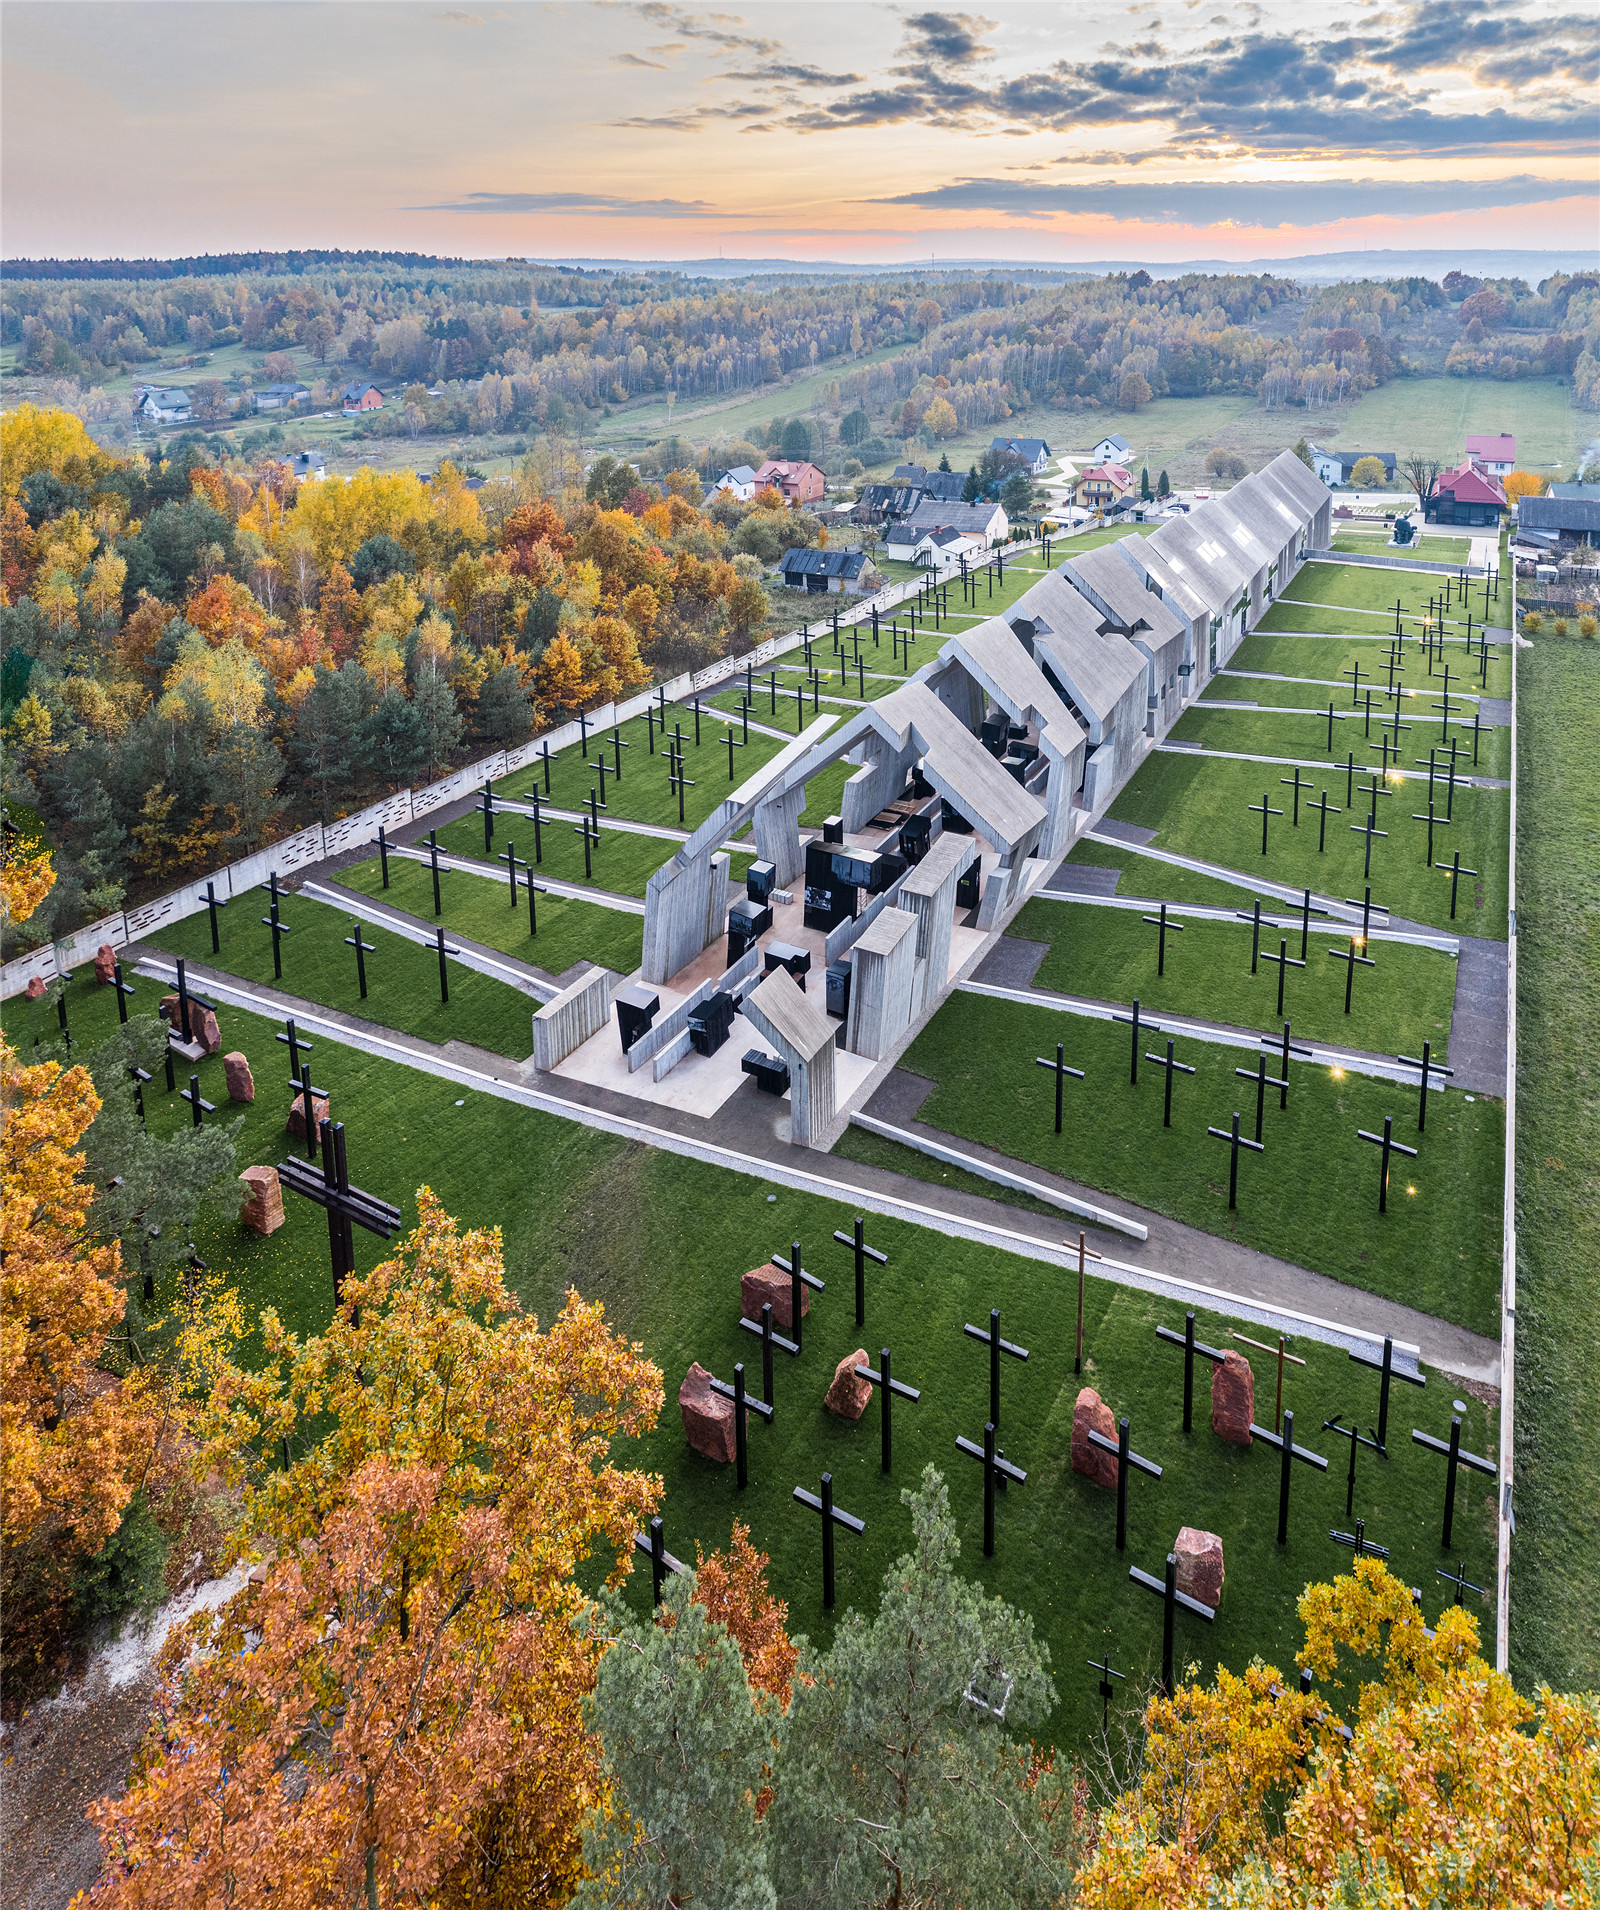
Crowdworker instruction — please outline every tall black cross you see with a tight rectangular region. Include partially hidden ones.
[1259,936,1306,1019]
[1088,1653,1126,1730]
[574,811,597,881]
[428,830,443,916]
[205,879,228,953]
[260,893,292,979]
[1412,1406,1496,1549]
[792,1472,864,1608]
[1145,1038,1195,1128]
[1250,1407,1329,1544]
[498,838,528,904]
[276,1015,313,1078]
[1434,850,1479,921]
[290,1060,325,1161]
[434,926,460,1005]
[1156,1311,1226,1434]
[1086,1415,1162,1551]
[726,727,746,780]
[127,1062,151,1126]
[771,1241,825,1353]
[528,789,544,864]
[1344,884,1386,946]
[478,777,495,852]
[1396,1040,1453,1132]
[1141,901,1184,976]
[1348,1333,1425,1452]
[1128,1552,1214,1698]
[1207,1112,1264,1209]
[1035,1042,1085,1134]
[1357,1115,1418,1213]
[1248,791,1284,856]
[1329,935,1376,1013]
[1264,1021,1314,1110]
[111,961,137,1025]
[954,1420,1027,1557]
[1280,768,1315,826]
[1322,1414,1382,1519]
[1310,788,1342,854]
[708,1363,773,1489]
[1325,700,1346,752]
[1234,1053,1272,1144]
[1410,797,1449,869]
[377,824,390,889]
[1112,999,1162,1085]
[739,1300,795,1403]
[178,1072,215,1129]
[833,1216,887,1328]
[610,724,629,781]
[855,1349,920,1473]
[1235,897,1264,973]
[632,1515,687,1606]
[1343,659,1373,704]
[962,1307,1028,1429]
[344,920,376,999]
[278,1118,400,1301]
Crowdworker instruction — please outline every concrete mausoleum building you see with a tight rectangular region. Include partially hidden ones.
[533,448,1330,1145]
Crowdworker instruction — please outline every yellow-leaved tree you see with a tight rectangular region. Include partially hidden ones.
[1078,1556,1600,1908]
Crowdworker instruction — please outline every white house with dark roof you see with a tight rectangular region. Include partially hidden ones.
[990,436,1053,475]
[134,387,192,424]
[708,465,758,501]
[1088,433,1133,464]
[778,547,881,594]
[254,382,311,412]
[885,499,1007,566]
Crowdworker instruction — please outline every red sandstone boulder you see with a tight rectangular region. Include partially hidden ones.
[1175,1527,1225,1608]
[1211,1350,1255,1446]
[239,1165,285,1235]
[825,1348,873,1421]
[287,1092,330,1141]
[94,943,118,985]
[741,1261,809,1333]
[161,993,222,1055]
[24,976,46,1000]
[679,1361,736,1465]
[223,1052,255,1102]
[1071,1387,1119,1489]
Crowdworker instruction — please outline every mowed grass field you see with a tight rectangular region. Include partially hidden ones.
[1168,705,1512,782]
[1214,627,1512,701]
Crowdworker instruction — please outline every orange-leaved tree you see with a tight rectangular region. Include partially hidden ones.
[1078,1556,1600,1909]
[690,1520,797,1708]
[1503,470,1549,505]
[92,1188,664,1909]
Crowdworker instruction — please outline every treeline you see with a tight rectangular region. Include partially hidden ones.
[0,406,829,951]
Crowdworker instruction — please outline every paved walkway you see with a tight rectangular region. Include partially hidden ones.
[1160,741,1507,789]
[127,949,1498,1386]
[1216,667,1493,705]
[304,879,567,1000]
[1447,937,1509,1095]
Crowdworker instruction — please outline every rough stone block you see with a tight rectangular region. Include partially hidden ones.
[94,943,118,985]
[1211,1350,1255,1446]
[161,993,222,1056]
[24,976,46,1000]
[741,1261,809,1333]
[1174,1526,1225,1608]
[825,1348,872,1421]
[239,1165,284,1235]
[223,1052,255,1102]
[679,1361,736,1465]
[1071,1387,1119,1489]
[287,1092,330,1140]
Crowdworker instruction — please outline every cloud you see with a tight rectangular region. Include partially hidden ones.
[411,190,716,217]
[434,8,484,22]
[608,100,771,130]
[869,173,1598,229]
[726,61,863,87]
[614,51,668,68]
[900,12,998,63]
[632,4,779,57]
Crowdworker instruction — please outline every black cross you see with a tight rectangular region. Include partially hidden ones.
[478,777,495,852]
[260,894,291,978]
[792,1472,864,1608]
[204,879,228,953]
[632,1515,687,1606]
[1360,688,1375,740]
[377,824,390,888]
[344,920,376,999]
[1112,998,1162,1085]
[111,961,136,1025]
[708,1363,773,1489]
[1072,1230,1104,1375]
[1435,850,1479,921]
[954,1420,1027,1557]
[1436,1559,1487,1607]
[178,1072,215,1129]
[498,838,528,904]
[1280,768,1315,826]
[1128,1551,1214,1698]
[1207,1112,1264,1209]
[1234,1052,1273,1144]
[1329,1516,1390,1562]
[855,1349,921,1474]
[611,724,629,780]
[529,789,543,864]
[1325,700,1346,752]
[1410,797,1449,869]
[833,1216,887,1328]
[289,1060,325,1161]
[428,830,443,915]
[694,696,703,745]
[726,727,745,780]
[1251,1406,1330,1544]
[279,1119,400,1301]
[525,867,545,939]
[588,754,610,812]
[1259,936,1306,1019]
[1247,792,1284,856]
[770,1241,825,1353]
[739,1301,795,1403]
[1263,1021,1314,1111]
[1357,1115,1418,1213]
[1088,1653,1126,1730]
[1396,1040,1453,1133]
[127,1062,151,1125]
[1343,883,1386,946]
[963,1307,1028,1428]
[1310,788,1342,854]
[276,1015,314,1077]
[1086,1415,1163,1551]
[574,811,596,880]
[1359,770,1393,827]
[1382,699,1411,751]
[1156,1311,1226,1434]
[588,783,607,835]
[434,925,461,1005]
[1141,901,1184,976]
[1329,935,1376,1013]
[1145,1038,1195,1128]
[1348,1333,1425,1452]
[1235,897,1264,973]
[1412,1405,1496,1549]
[1322,1414,1383,1519]
[540,737,552,793]
[579,710,589,753]
[1035,1042,1085,1134]
[1343,659,1372,705]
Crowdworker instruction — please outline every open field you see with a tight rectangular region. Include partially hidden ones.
[1331,533,1479,561]
[1509,630,1600,1693]
[1310,377,1578,475]
[1169,704,1511,781]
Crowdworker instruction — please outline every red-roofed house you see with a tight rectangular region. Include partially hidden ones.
[1072,463,1134,510]
[1425,459,1507,528]
[1464,432,1515,477]
[753,459,825,506]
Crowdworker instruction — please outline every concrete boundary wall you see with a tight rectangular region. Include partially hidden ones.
[1308,546,1490,578]
[532,966,616,1072]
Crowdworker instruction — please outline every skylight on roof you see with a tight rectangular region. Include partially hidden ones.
[1232,527,1261,551]
[1196,541,1225,563]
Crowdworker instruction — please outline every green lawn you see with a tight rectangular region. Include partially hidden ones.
[1104,751,1508,937]
[1331,533,1479,562]
[1009,899,1458,1058]
[1168,705,1511,782]
[1327,377,1577,475]
[340,855,644,982]
[432,808,753,901]
[1060,837,1267,910]
[868,990,1503,1335]
[1219,626,1511,701]
[1510,631,1600,1693]
[1261,561,1509,634]
[152,889,538,1060]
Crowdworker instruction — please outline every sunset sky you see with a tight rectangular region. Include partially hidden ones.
[3,0,1595,265]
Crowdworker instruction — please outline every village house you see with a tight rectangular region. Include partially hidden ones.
[285,449,326,482]
[1073,463,1134,511]
[1307,444,1397,488]
[893,463,968,502]
[254,382,311,412]
[990,436,1053,475]
[707,465,758,502]
[341,380,384,416]
[1464,432,1516,477]
[1425,459,1507,528]
[753,458,825,506]
[1086,433,1133,465]
[133,387,191,424]
[1514,494,1600,549]
[885,498,1008,568]
[777,547,882,595]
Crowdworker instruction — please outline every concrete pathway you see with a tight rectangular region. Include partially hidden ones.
[1446,937,1509,1095]
[1217,666,1492,705]
[1082,829,1373,925]
[1160,740,1507,788]
[303,878,564,1000]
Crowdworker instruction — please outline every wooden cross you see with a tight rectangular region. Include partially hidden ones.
[1207,1112,1264,1209]
[478,777,495,852]
[110,961,137,1025]
[1436,1559,1487,1607]
[276,1015,313,1078]
[792,1471,864,1607]
[1410,796,1449,868]
[1358,1115,1417,1212]
[610,724,629,781]
[498,838,528,904]
[1250,1406,1329,1544]
[260,894,292,979]
[1329,1515,1390,1562]
[1233,1330,1305,1427]
[434,925,461,1005]
[1343,659,1373,704]
[1235,896,1264,972]
[376,824,391,889]
[1325,700,1346,752]
[1234,1052,1272,1143]
[739,1300,795,1403]
[1349,811,1388,878]
[427,830,443,916]
[1088,1653,1126,1729]
[854,1348,921,1473]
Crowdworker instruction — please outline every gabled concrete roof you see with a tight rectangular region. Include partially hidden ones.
[1063,543,1187,651]
[1256,448,1329,521]
[943,618,1082,769]
[867,681,1046,853]
[1003,571,1146,741]
[1146,507,1258,617]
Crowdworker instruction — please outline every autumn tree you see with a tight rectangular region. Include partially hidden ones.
[1503,470,1549,504]
[922,396,959,441]
[1349,455,1389,488]
[93,1190,665,1909]
[1119,370,1153,410]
